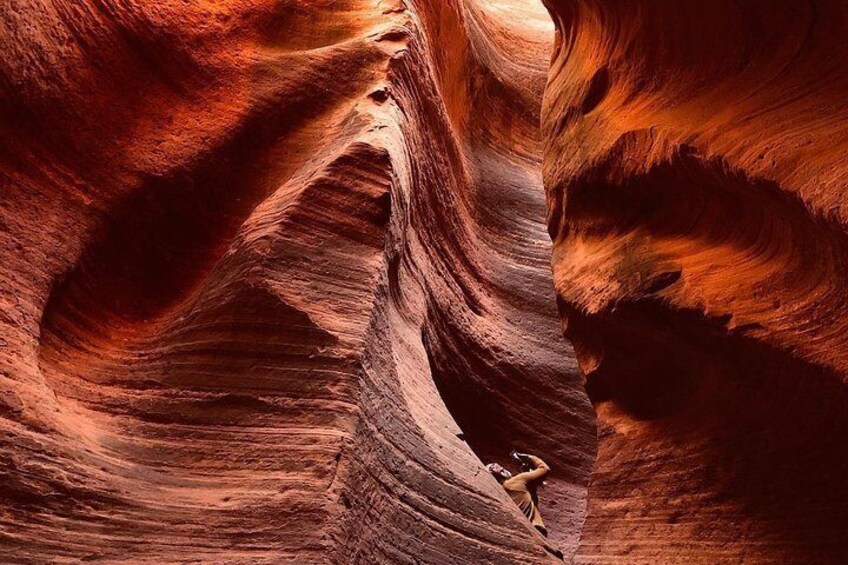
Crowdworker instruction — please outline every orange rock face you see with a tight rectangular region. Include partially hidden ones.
[1,1,592,563]
[7,0,845,563]
[542,0,848,563]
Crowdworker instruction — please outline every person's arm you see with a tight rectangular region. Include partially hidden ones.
[512,454,550,483]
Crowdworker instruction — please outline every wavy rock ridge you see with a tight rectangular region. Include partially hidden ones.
[542,0,848,563]
[5,0,848,563]
[1,1,592,563]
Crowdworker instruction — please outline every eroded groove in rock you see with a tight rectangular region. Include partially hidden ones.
[1,1,594,563]
[542,0,848,563]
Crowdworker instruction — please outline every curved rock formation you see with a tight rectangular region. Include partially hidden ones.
[542,0,848,563]
[8,0,843,562]
[1,1,593,563]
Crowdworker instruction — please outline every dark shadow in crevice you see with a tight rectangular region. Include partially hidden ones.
[570,296,848,561]
[555,139,848,560]
[420,301,596,556]
[579,67,610,115]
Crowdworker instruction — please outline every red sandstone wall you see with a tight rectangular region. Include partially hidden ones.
[7,0,842,562]
[0,1,593,563]
[541,0,848,563]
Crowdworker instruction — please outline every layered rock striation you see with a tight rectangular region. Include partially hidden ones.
[542,0,848,563]
[6,0,845,562]
[1,1,593,563]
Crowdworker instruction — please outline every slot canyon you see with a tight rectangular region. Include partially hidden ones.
[1,0,847,563]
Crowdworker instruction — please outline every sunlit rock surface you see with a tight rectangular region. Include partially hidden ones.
[0,1,593,563]
[542,0,848,563]
[7,0,844,563]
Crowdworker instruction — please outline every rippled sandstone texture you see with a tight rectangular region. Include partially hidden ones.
[542,0,848,563]
[0,1,594,563]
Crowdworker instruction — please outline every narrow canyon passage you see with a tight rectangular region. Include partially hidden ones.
[3,0,848,563]
[1,1,592,563]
